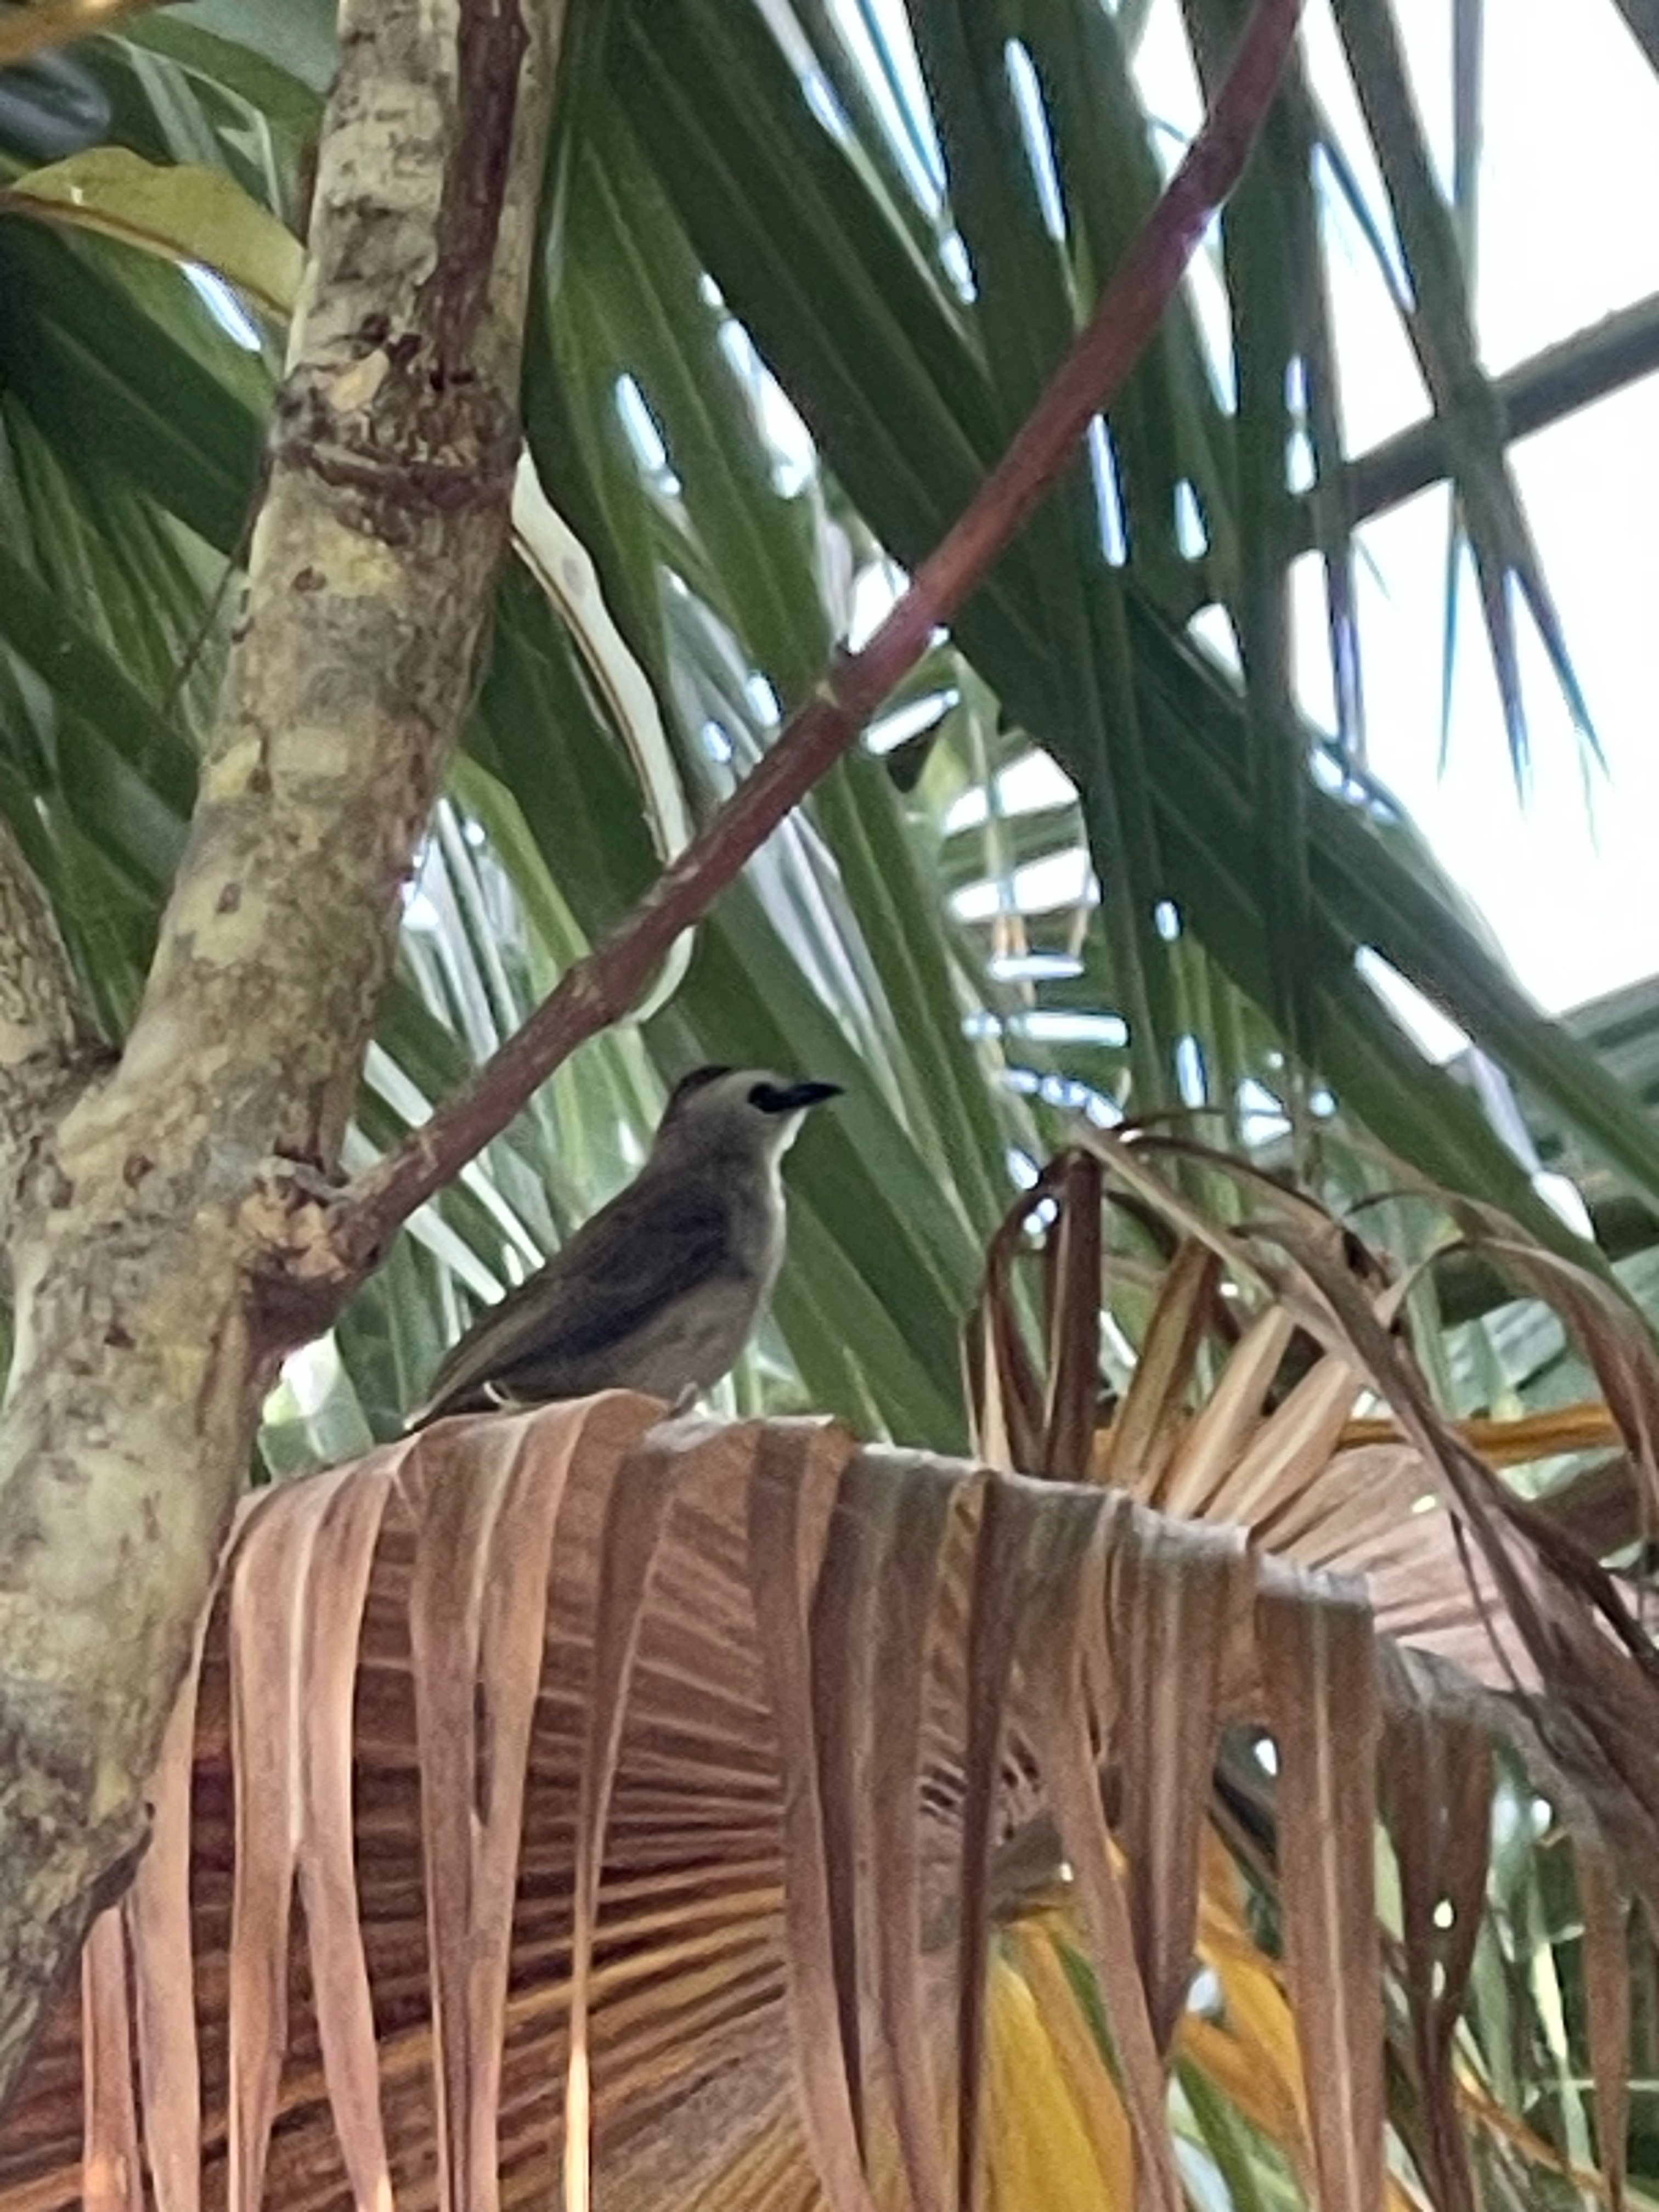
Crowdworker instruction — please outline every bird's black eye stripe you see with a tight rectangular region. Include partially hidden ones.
[748,1077,842,1114]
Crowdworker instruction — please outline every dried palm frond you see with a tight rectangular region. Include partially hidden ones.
[3,1128,1654,2212]
[968,1127,1659,2209]
[0,1381,1583,2212]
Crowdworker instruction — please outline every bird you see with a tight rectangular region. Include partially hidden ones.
[405,1065,842,1426]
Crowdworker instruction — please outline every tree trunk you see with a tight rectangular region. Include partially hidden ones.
[0,0,560,2107]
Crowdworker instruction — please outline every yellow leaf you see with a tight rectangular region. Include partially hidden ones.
[3,147,302,319]
[983,1950,1127,2211]
[1003,1925,1135,2204]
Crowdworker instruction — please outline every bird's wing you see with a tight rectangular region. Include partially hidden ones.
[411,1175,732,1420]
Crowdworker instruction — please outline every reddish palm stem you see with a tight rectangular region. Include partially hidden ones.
[334,0,1305,1269]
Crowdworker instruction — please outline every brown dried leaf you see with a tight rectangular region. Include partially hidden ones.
[955,1477,1030,2212]
[1462,1233,1659,1545]
[746,1421,876,2212]
[404,1423,511,2212]
[1258,1222,1659,1833]
[1578,1838,1632,2210]
[80,1913,139,2212]
[294,1458,398,2212]
[1379,1644,1493,2212]
[225,1467,351,2212]
[968,1164,1067,1477]
[1110,1511,1249,2051]
[867,1456,961,2212]
[807,1450,882,2158]
[1257,1562,1385,2212]
[1099,1238,1218,1504]
[1018,1488,1186,2212]
[1338,1402,1622,1470]
[567,1411,712,2212]
[1256,1435,1526,1686]
[1042,1154,1104,1482]
[125,1580,209,2212]
[1145,1301,1296,1514]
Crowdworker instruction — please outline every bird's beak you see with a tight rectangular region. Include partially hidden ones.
[774,1079,842,1110]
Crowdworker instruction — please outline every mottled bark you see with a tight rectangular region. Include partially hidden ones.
[0,0,559,2106]
[0,817,104,1192]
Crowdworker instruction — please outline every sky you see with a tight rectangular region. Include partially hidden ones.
[838,0,1659,1032]
[1142,0,1659,1021]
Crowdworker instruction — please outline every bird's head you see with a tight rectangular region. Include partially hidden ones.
[653,1065,842,1164]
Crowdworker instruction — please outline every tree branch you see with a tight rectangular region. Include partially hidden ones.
[1335,289,1659,534]
[329,0,1307,1278]
[0,0,560,2110]
[0,817,103,1188]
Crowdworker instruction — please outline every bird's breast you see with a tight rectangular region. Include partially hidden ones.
[724,1173,787,1283]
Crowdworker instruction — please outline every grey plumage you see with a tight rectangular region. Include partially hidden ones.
[406,1065,840,1426]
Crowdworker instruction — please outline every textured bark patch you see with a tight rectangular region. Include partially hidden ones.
[426,0,531,358]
